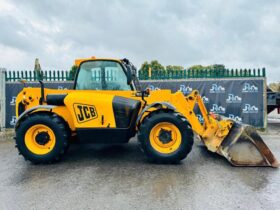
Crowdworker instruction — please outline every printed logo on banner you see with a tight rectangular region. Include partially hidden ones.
[202,96,209,103]
[242,104,259,113]
[228,114,242,122]
[196,114,204,123]
[10,96,16,106]
[148,85,160,90]
[10,116,16,126]
[178,85,193,94]
[226,94,242,103]
[209,84,225,93]
[58,86,68,90]
[210,104,226,114]
[242,83,258,93]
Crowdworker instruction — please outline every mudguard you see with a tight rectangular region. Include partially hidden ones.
[15,105,56,127]
[136,102,177,126]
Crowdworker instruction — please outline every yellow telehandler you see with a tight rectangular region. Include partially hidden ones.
[14,57,279,167]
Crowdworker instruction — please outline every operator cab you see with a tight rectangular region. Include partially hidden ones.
[45,58,141,109]
[74,58,140,91]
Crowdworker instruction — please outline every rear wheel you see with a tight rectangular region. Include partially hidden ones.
[15,113,70,164]
[138,110,193,163]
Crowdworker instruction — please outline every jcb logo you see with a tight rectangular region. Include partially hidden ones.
[73,103,98,123]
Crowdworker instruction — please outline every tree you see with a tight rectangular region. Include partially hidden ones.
[139,60,165,79]
[139,60,165,72]
[166,65,184,71]
[138,60,226,79]
[212,64,225,71]
[70,65,78,79]
[268,82,280,92]
[140,61,150,72]
[188,64,225,71]
[150,60,165,71]
[188,65,205,71]
[187,64,226,77]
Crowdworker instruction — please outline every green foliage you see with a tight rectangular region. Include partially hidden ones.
[139,61,226,79]
[140,61,150,72]
[150,60,165,71]
[188,65,205,71]
[187,64,226,77]
[189,64,225,71]
[166,65,184,71]
[139,60,165,79]
[70,65,78,79]
[140,60,165,71]
[137,61,264,80]
[212,64,225,71]
[268,82,280,92]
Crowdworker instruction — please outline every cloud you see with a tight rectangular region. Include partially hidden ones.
[0,0,279,82]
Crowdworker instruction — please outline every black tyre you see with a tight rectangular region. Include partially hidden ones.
[15,113,70,164]
[138,110,193,163]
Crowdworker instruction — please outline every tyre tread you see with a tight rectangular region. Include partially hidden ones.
[15,113,70,164]
[138,110,193,164]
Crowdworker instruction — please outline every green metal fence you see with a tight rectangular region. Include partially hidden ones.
[5,70,75,82]
[5,68,266,82]
[138,68,266,80]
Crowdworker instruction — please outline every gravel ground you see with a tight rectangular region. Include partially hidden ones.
[0,115,279,210]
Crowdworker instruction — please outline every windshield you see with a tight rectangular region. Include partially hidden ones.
[75,60,131,90]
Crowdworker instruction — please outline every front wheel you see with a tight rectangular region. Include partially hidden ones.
[15,113,70,164]
[138,111,193,164]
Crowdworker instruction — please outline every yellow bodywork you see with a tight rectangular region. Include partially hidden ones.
[149,122,182,154]
[16,87,233,153]
[15,56,234,153]
[74,57,121,67]
[16,57,233,152]
[25,124,56,155]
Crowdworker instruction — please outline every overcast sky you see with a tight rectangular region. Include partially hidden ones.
[0,0,279,82]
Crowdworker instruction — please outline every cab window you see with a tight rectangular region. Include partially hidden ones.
[75,60,131,90]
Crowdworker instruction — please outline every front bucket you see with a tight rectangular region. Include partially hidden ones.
[217,123,279,167]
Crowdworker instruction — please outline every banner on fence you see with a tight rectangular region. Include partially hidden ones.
[141,78,266,128]
[5,78,266,128]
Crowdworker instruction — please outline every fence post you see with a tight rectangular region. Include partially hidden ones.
[0,68,6,131]
[148,67,152,80]
[262,68,266,77]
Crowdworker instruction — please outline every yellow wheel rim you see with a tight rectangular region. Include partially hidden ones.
[25,124,56,155]
[149,122,182,154]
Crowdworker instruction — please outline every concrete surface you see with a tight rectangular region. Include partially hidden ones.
[0,121,279,210]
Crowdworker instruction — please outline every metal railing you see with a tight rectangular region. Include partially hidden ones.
[4,68,266,82]
[138,68,266,80]
[5,70,75,82]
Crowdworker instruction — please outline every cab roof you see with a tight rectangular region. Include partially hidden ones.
[74,57,121,67]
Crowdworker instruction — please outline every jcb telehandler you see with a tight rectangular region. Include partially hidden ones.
[14,57,279,167]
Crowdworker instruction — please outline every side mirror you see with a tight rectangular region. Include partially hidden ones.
[122,58,133,85]
[126,68,132,85]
